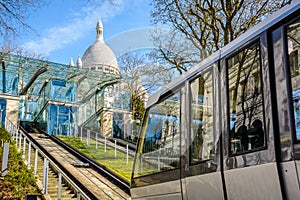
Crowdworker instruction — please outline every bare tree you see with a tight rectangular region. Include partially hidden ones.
[150,0,291,73]
[0,0,49,40]
[151,29,200,75]
[119,53,145,93]
[0,0,113,45]
[1,38,47,60]
[118,52,176,96]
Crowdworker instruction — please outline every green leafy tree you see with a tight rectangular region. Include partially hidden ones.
[0,126,11,142]
[131,93,145,123]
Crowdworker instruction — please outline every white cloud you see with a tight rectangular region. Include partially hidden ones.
[106,27,172,58]
[22,0,125,55]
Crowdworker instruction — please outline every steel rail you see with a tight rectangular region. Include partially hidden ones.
[19,126,99,200]
[30,122,131,195]
[50,134,131,195]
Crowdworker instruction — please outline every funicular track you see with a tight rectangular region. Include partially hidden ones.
[19,125,131,200]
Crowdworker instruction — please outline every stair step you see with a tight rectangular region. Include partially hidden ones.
[23,152,77,200]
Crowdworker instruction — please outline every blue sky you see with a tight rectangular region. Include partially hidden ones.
[19,0,154,65]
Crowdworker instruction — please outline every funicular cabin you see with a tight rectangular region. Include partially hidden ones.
[131,1,300,199]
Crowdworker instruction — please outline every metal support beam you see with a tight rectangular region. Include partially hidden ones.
[19,65,48,95]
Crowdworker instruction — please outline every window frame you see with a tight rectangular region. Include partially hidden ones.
[188,67,215,165]
[225,39,267,156]
[285,17,300,144]
[132,87,183,179]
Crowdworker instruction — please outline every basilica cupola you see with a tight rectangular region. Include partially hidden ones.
[96,20,104,42]
[81,20,120,75]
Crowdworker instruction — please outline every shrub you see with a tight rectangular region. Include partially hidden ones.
[0,127,41,199]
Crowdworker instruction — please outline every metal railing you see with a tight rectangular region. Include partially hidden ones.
[5,118,91,200]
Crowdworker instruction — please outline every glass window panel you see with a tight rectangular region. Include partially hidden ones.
[0,71,19,96]
[287,19,300,141]
[190,70,215,163]
[133,91,181,177]
[227,42,265,154]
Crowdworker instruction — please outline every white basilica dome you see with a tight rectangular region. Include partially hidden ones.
[81,20,120,75]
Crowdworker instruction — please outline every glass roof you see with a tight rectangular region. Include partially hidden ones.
[0,52,121,101]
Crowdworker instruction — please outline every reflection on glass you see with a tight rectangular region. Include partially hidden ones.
[0,70,19,96]
[133,92,180,177]
[50,80,76,102]
[227,42,265,154]
[287,19,300,141]
[190,70,214,163]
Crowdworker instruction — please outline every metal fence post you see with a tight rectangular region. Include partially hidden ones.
[4,118,7,130]
[96,131,98,149]
[126,144,129,164]
[18,134,22,152]
[114,140,117,158]
[68,124,71,137]
[59,124,62,136]
[27,142,32,169]
[15,129,18,144]
[104,137,107,152]
[74,124,77,137]
[12,125,15,140]
[23,137,26,158]
[158,155,160,171]
[58,173,62,200]
[43,158,49,194]
[140,156,143,173]
[87,130,90,145]
[7,121,11,133]
[34,149,38,177]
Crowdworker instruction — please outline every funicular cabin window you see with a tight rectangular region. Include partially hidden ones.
[287,19,300,141]
[289,50,299,77]
[227,42,266,154]
[133,91,181,177]
[190,69,215,163]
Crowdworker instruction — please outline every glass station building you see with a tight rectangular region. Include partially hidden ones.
[0,20,145,140]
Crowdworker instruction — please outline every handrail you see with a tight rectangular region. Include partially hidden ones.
[4,118,90,199]
[6,118,132,197]
[20,131,90,199]
[18,126,97,199]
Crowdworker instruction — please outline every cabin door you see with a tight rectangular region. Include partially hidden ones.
[273,20,300,199]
